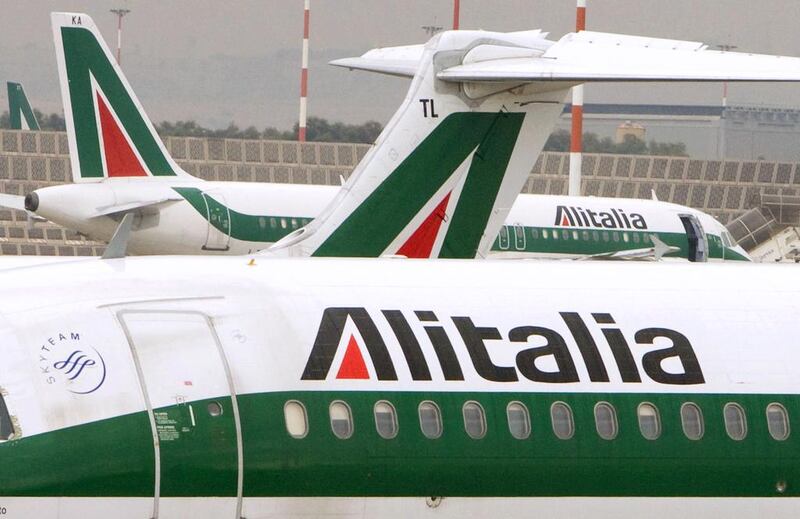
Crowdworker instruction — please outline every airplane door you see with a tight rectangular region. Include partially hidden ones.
[202,191,232,251]
[680,214,708,262]
[119,311,242,519]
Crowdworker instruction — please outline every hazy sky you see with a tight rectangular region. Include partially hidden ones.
[4,1,800,130]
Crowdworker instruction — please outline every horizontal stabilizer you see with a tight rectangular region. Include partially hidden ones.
[438,31,800,83]
[0,194,26,212]
[330,44,425,78]
[92,195,183,218]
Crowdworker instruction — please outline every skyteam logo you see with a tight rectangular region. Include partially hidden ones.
[38,331,107,394]
[555,205,647,230]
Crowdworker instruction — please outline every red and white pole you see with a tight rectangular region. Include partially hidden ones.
[568,0,586,196]
[110,8,130,65]
[298,0,310,142]
[453,0,460,30]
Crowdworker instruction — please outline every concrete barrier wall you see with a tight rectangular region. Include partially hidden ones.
[2,129,799,255]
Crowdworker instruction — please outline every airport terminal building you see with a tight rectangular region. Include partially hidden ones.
[2,128,800,257]
[558,103,800,162]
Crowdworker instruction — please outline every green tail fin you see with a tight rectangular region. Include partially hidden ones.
[7,82,40,131]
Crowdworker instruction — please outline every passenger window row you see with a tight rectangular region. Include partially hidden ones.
[498,225,652,250]
[282,399,791,443]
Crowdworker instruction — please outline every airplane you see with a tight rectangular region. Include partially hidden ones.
[3,10,747,261]
[4,11,800,518]
[5,82,40,131]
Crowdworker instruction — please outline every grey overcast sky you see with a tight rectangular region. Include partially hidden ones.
[4,1,800,130]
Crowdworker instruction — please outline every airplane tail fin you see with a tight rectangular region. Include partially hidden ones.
[269,30,566,259]
[51,13,192,183]
[270,28,800,260]
[6,82,40,131]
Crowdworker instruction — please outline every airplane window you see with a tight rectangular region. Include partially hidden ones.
[582,230,589,241]
[680,402,704,440]
[419,401,443,439]
[594,402,618,440]
[623,233,629,243]
[553,230,559,240]
[542,229,549,240]
[463,401,487,439]
[562,230,569,240]
[638,403,661,440]
[506,401,530,440]
[270,217,277,229]
[766,403,790,441]
[613,232,620,242]
[531,228,539,239]
[280,218,287,229]
[602,232,609,242]
[723,403,747,441]
[0,392,12,440]
[374,400,398,439]
[291,218,298,229]
[632,233,640,244]
[572,231,579,240]
[643,234,651,244]
[207,401,223,417]
[592,231,599,242]
[284,400,308,439]
[329,401,353,439]
[551,402,574,440]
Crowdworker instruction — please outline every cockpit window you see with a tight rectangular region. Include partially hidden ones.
[721,231,737,248]
[0,392,12,440]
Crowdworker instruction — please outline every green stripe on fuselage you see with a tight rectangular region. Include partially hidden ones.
[171,190,747,261]
[173,187,311,243]
[0,391,795,498]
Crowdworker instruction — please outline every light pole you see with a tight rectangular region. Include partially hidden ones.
[422,24,443,37]
[110,8,130,65]
[568,0,587,196]
[453,0,460,30]
[298,0,310,142]
[715,44,737,159]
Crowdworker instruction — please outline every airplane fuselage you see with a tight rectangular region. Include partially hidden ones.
[27,180,749,260]
[0,256,793,518]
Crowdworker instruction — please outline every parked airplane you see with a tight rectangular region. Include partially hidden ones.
[5,10,800,518]
[5,82,40,131]
[0,221,793,519]
[4,11,748,260]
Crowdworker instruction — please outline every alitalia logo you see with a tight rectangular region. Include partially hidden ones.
[302,308,704,385]
[555,205,647,230]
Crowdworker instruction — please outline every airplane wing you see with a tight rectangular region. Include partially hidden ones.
[438,31,800,83]
[0,193,26,212]
[579,234,680,261]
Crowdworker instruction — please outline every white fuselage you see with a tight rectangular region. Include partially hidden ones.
[0,256,794,517]
[29,180,748,259]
